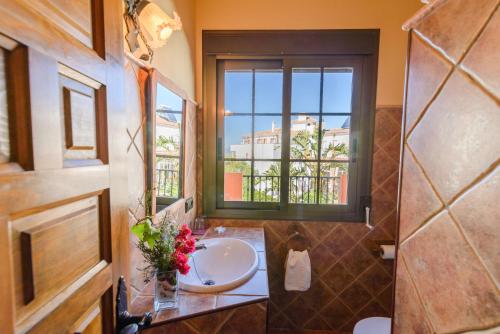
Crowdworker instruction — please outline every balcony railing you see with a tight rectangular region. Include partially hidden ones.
[241,175,344,204]
[156,168,179,198]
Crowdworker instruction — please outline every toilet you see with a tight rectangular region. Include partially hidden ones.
[353,317,391,334]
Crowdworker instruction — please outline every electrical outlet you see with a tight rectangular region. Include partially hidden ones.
[185,197,194,213]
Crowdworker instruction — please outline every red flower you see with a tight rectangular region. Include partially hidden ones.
[172,251,188,267]
[178,262,191,275]
[178,237,196,254]
[177,224,192,240]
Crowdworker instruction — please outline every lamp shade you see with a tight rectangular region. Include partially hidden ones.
[137,1,182,49]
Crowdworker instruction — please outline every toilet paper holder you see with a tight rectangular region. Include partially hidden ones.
[370,240,395,257]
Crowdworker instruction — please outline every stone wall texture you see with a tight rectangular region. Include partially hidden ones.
[394,0,500,333]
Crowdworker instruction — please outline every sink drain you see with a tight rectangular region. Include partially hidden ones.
[202,280,215,286]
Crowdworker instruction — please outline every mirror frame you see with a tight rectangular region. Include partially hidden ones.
[146,69,188,213]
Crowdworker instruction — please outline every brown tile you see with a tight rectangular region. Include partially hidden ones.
[408,70,500,201]
[283,295,316,327]
[373,109,400,149]
[462,8,500,99]
[302,279,335,309]
[218,302,267,334]
[303,221,339,245]
[356,299,389,319]
[400,211,500,332]
[377,284,393,312]
[310,242,339,276]
[405,33,452,130]
[370,188,397,224]
[383,135,402,163]
[338,281,372,311]
[320,299,354,330]
[322,261,355,295]
[269,311,294,330]
[414,0,498,62]
[154,293,217,324]
[322,226,356,259]
[371,149,399,188]
[393,260,432,334]
[222,270,269,296]
[142,321,198,334]
[358,263,392,296]
[304,314,333,330]
[342,244,375,278]
[343,222,370,242]
[186,307,233,333]
[450,167,500,286]
[269,279,300,308]
[399,149,443,240]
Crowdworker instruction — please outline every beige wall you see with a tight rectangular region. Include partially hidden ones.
[195,0,423,106]
[150,0,196,100]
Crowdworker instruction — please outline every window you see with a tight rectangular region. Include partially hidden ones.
[204,30,378,221]
[150,70,186,208]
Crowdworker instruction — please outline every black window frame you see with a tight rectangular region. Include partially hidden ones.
[203,30,379,221]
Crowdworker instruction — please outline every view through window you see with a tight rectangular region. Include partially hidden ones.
[220,62,352,207]
[155,83,184,204]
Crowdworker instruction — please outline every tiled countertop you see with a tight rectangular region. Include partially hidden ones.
[130,227,269,326]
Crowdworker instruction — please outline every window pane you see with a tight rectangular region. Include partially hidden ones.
[254,116,282,159]
[291,68,321,114]
[156,84,183,112]
[224,160,251,201]
[290,115,319,160]
[320,162,348,205]
[225,70,252,114]
[321,116,350,160]
[224,116,252,158]
[255,70,283,114]
[156,157,180,198]
[323,68,353,114]
[289,162,318,204]
[254,161,281,202]
[0,49,9,163]
[156,112,183,157]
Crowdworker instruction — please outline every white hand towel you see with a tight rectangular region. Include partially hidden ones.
[284,249,311,291]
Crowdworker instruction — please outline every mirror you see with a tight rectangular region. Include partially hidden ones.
[148,70,186,212]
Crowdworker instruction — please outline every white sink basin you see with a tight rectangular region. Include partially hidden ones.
[179,238,258,293]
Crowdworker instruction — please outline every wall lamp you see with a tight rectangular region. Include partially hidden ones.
[124,0,182,62]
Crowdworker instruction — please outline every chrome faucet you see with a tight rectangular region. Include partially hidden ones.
[195,243,207,251]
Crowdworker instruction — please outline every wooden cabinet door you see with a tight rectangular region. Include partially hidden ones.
[0,1,129,333]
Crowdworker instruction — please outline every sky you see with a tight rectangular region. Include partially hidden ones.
[224,69,353,153]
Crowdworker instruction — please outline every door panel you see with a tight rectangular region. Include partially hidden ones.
[0,0,127,333]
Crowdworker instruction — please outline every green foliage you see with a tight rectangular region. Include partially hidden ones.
[132,210,178,282]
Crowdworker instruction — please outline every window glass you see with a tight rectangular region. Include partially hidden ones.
[255,70,283,114]
[323,68,353,114]
[225,70,252,114]
[291,68,321,114]
[155,83,183,201]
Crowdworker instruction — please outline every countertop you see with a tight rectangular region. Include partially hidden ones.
[130,227,269,326]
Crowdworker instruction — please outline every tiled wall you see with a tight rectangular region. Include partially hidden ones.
[142,301,268,334]
[205,106,402,332]
[395,0,500,333]
[125,58,198,298]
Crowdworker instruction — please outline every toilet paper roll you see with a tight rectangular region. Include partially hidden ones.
[380,245,395,260]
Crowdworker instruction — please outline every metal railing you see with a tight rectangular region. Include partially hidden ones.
[156,169,179,198]
[242,175,342,204]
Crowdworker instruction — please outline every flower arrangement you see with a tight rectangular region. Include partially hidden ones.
[131,213,196,282]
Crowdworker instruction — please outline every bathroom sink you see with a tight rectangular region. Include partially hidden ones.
[179,238,258,293]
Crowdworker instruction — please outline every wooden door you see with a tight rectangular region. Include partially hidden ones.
[0,1,129,333]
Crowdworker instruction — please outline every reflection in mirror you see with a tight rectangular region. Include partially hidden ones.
[155,83,184,205]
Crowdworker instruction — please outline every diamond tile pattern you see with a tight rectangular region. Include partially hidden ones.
[142,302,267,334]
[397,6,500,333]
[125,59,199,299]
[207,107,401,331]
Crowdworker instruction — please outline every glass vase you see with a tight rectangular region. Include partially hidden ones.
[154,269,179,311]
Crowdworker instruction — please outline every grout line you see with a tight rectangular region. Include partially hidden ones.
[447,204,500,293]
[407,3,499,140]
[400,254,437,333]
